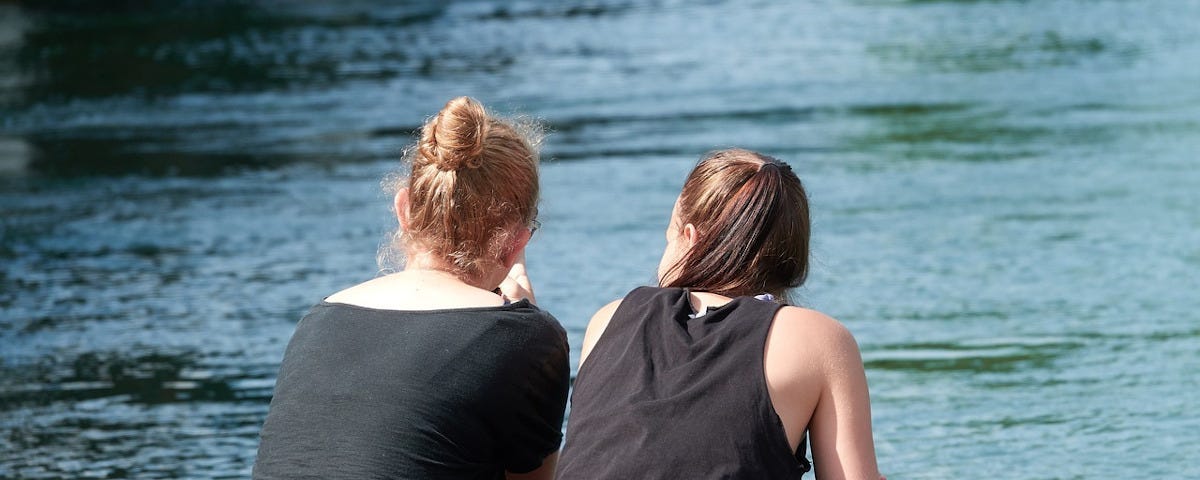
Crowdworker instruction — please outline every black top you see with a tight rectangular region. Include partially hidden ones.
[253,299,570,480]
[556,287,810,480]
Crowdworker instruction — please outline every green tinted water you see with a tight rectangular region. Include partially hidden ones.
[2,1,1198,478]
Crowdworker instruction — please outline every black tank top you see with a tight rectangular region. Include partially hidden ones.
[556,287,811,479]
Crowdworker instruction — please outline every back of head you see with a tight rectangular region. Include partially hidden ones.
[660,149,810,302]
[396,96,540,282]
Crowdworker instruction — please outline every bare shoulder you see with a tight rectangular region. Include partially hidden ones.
[322,278,381,305]
[579,298,623,365]
[591,298,623,323]
[769,306,863,367]
[773,306,855,339]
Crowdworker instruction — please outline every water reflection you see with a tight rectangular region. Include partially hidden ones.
[0,136,32,173]
[869,31,1136,73]
[0,1,462,176]
[862,338,1082,373]
[3,0,1200,478]
[23,136,318,176]
[0,350,272,407]
[843,104,1047,162]
[472,2,641,21]
[0,4,31,106]
[9,2,450,103]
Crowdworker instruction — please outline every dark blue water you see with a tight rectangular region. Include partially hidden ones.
[3,1,1199,478]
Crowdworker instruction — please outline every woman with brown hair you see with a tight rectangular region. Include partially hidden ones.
[556,149,883,480]
[253,97,568,480]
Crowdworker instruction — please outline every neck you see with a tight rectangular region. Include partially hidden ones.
[403,252,504,291]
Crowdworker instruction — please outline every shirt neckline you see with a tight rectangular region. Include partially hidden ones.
[317,297,534,314]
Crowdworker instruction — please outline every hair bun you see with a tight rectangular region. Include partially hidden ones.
[418,96,490,171]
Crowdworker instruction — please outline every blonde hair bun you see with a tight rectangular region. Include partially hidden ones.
[382,96,541,282]
[418,96,490,171]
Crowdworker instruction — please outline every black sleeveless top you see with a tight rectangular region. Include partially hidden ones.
[556,287,811,479]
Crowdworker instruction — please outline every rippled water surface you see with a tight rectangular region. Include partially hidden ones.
[2,1,1199,478]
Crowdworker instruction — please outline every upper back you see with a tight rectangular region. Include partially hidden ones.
[322,270,507,311]
[557,287,810,479]
[255,301,569,479]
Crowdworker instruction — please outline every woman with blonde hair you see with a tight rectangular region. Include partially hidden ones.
[254,97,568,480]
[556,149,883,480]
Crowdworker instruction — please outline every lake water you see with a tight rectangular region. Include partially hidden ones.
[2,1,1199,478]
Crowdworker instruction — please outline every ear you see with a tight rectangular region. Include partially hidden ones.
[681,223,698,249]
[394,188,412,230]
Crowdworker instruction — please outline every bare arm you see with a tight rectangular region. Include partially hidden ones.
[808,316,881,480]
[766,307,882,480]
[579,299,622,366]
[499,252,536,305]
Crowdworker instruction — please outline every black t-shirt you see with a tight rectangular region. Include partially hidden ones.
[556,287,810,479]
[253,299,570,480]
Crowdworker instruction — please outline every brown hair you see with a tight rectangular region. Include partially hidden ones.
[386,96,540,283]
[660,149,810,302]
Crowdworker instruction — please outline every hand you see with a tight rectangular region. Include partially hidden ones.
[499,252,535,305]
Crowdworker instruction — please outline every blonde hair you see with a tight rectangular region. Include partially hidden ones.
[379,97,541,282]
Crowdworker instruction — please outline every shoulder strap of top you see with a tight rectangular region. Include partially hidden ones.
[607,286,682,326]
[622,285,664,304]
